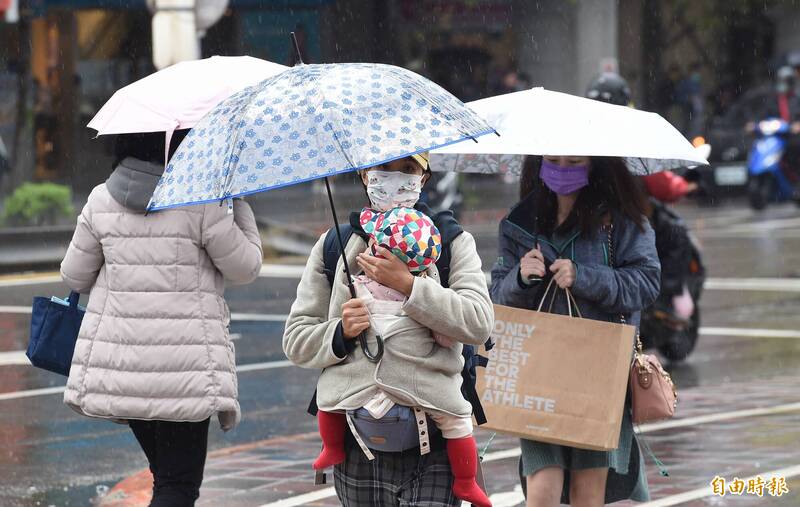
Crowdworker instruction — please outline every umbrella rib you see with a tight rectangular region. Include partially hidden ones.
[218,80,272,202]
[217,68,293,201]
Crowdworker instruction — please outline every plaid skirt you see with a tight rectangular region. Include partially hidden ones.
[333,441,459,506]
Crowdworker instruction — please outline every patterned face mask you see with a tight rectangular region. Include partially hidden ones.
[365,170,423,212]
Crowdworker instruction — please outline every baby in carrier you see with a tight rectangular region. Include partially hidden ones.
[314,206,491,507]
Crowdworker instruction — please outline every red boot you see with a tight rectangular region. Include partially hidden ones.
[313,410,347,470]
[447,437,492,507]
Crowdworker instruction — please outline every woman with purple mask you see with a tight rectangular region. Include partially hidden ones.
[490,156,660,506]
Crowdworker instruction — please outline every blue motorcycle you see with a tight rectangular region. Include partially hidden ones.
[747,118,797,210]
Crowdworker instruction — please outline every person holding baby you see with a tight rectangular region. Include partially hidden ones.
[283,153,495,507]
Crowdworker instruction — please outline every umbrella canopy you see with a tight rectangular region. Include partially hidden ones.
[147,56,495,364]
[430,87,708,175]
[147,62,495,211]
[87,56,288,136]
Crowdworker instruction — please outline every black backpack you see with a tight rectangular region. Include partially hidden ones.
[313,212,490,425]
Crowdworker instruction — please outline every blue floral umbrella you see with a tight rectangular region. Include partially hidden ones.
[147,43,496,363]
[147,63,495,211]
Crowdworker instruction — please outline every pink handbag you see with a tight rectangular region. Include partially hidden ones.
[630,334,677,424]
[605,222,677,424]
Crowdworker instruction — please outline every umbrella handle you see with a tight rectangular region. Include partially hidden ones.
[359,331,384,363]
[322,176,384,362]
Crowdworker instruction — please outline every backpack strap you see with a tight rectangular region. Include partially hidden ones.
[429,208,463,288]
[425,208,491,424]
[309,225,357,417]
[461,346,489,425]
[435,242,455,289]
[322,224,355,288]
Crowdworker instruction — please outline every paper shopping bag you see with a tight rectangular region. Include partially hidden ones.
[476,304,634,451]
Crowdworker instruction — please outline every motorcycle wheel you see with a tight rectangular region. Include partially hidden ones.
[657,309,700,362]
[748,173,771,210]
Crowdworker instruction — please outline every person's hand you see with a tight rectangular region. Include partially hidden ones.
[520,244,546,281]
[686,182,699,194]
[341,298,370,339]
[550,259,576,289]
[357,247,415,296]
[745,121,756,133]
[791,122,800,134]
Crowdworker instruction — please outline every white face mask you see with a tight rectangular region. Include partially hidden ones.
[366,170,423,211]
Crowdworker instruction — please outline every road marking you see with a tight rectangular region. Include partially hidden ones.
[0,350,29,365]
[698,229,800,239]
[0,358,298,399]
[488,485,524,507]
[685,208,754,228]
[705,277,800,292]
[0,305,31,314]
[3,318,800,367]
[478,401,800,466]
[0,306,288,321]
[491,274,800,293]
[230,313,289,322]
[259,264,306,279]
[0,386,66,401]
[640,464,800,506]
[257,401,800,507]
[0,264,306,288]
[718,215,800,232]
[5,266,800,293]
[635,401,800,433]
[700,327,800,339]
[236,360,293,373]
[0,274,61,288]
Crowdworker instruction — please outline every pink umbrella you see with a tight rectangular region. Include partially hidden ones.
[88,55,287,159]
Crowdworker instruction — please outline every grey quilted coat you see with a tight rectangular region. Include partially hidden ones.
[61,157,263,430]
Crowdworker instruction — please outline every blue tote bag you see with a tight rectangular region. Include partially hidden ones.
[27,291,85,376]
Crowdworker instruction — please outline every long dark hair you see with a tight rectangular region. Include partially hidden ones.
[519,155,648,237]
[112,129,189,168]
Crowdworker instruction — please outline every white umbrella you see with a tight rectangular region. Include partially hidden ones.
[88,56,287,160]
[431,87,708,175]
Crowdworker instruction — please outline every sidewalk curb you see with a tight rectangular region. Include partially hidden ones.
[99,432,319,507]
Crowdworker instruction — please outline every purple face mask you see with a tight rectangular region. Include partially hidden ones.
[540,159,590,195]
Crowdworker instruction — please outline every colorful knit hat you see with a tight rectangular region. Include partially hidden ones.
[359,207,442,273]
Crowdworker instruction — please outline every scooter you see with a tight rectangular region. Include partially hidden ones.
[747,118,797,210]
[640,206,706,362]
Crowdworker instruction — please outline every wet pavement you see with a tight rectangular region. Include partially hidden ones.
[1,176,799,506]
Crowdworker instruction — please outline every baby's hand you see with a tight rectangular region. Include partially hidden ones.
[432,332,456,348]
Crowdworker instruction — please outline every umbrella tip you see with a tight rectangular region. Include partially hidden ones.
[289,32,304,65]
[494,129,501,137]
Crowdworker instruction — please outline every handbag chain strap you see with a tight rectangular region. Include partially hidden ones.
[605,223,645,358]
[608,223,678,397]
[608,223,676,479]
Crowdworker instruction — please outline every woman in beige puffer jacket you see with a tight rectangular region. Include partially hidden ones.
[60,132,262,507]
